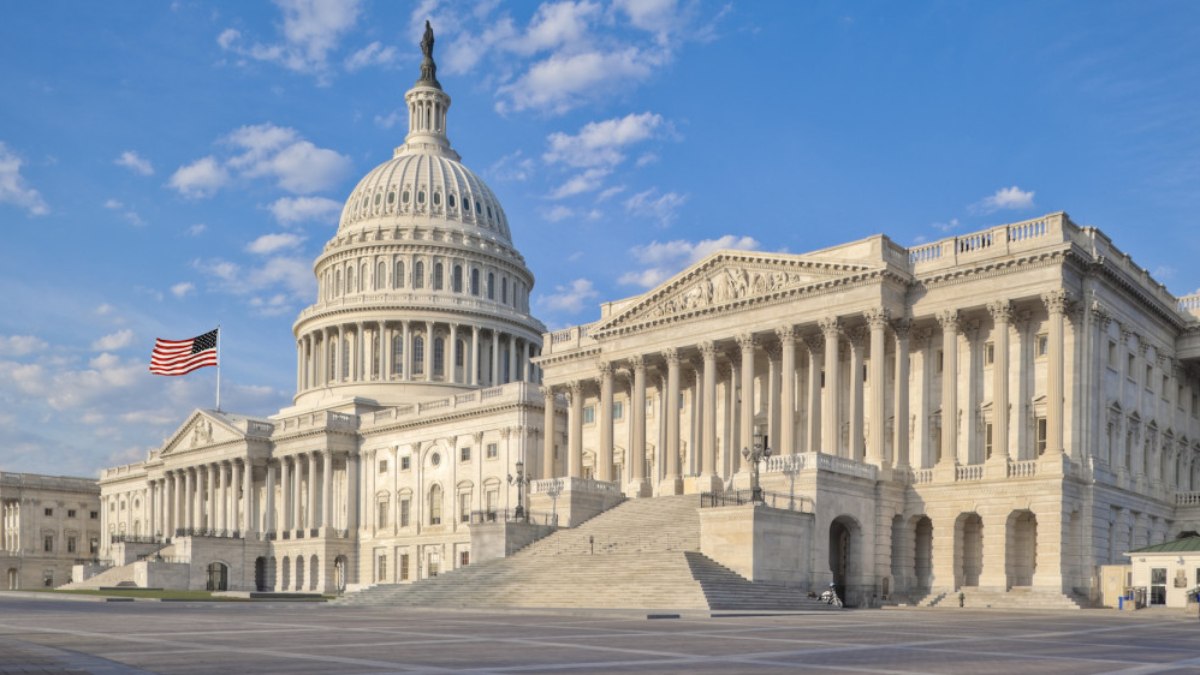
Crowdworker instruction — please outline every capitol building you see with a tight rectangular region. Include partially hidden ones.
[86,31,1200,609]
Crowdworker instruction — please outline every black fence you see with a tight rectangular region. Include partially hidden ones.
[699,489,812,512]
[468,509,559,526]
[110,534,164,545]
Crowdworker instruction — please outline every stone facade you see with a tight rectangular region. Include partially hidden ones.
[1,472,100,589]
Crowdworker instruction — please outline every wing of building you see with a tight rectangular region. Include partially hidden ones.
[2,472,100,589]
[92,29,1200,607]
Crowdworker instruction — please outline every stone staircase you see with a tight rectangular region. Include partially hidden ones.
[909,587,1085,610]
[337,495,832,611]
[62,542,181,590]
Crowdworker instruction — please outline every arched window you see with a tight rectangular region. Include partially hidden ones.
[429,484,443,525]
[376,261,385,290]
[392,335,404,376]
[501,277,508,304]
[433,262,444,291]
[413,261,425,289]
[347,266,355,293]
[470,269,480,296]
[335,269,342,296]
[328,341,337,380]
[433,337,445,377]
[361,262,369,290]
[487,272,495,300]
[456,339,466,367]
[395,260,405,289]
[342,336,351,379]
[452,265,463,293]
[413,336,425,375]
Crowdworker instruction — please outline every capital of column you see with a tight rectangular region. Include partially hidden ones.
[1041,289,1072,315]
[817,316,840,338]
[539,384,555,399]
[802,332,824,353]
[628,354,646,372]
[987,300,1014,324]
[864,307,890,330]
[891,316,913,339]
[846,325,867,348]
[735,334,756,353]
[596,359,613,377]
[501,426,513,439]
[566,380,583,398]
[698,340,718,359]
[774,326,796,345]
[936,309,960,333]
[662,347,681,365]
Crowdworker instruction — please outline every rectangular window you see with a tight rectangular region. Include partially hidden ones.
[89,538,98,554]
[486,442,498,459]
[985,422,994,459]
[460,551,470,567]
[67,536,76,553]
[400,554,410,581]
[377,501,388,528]
[1127,354,1136,379]
[582,405,595,424]
[1145,364,1153,388]
[1108,340,1117,368]
[612,401,624,421]
[89,511,98,520]
[460,493,471,523]
[1036,417,1048,455]
[378,459,388,473]
[377,554,388,582]
[486,489,498,514]
[460,446,471,462]
[400,456,411,471]
[67,509,76,518]
[937,350,944,373]
[44,508,53,517]
[1036,334,1048,357]
[984,342,995,365]
[400,498,410,528]
[43,535,53,552]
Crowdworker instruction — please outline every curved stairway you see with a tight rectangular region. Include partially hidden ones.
[337,495,833,611]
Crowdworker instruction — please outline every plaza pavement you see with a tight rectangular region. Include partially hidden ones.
[0,596,1198,674]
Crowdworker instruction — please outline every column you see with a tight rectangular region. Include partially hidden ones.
[849,328,865,462]
[215,463,226,533]
[938,310,960,468]
[471,326,480,386]
[346,452,359,530]
[598,361,614,482]
[628,356,649,496]
[280,457,292,531]
[700,342,719,481]
[766,345,781,456]
[776,328,797,455]
[805,334,823,454]
[542,386,556,478]
[207,464,217,532]
[491,330,500,386]
[523,341,532,382]
[265,461,277,536]
[866,309,888,467]
[820,317,841,455]
[334,325,344,382]
[1043,290,1069,457]
[988,301,1013,464]
[165,473,175,535]
[567,381,584,479]
[172,471,182,534]
[508,335,517,385]
[662,347,683,493]
[322,450,333,529]
[402,321,411,380]
[184,468,194,531]
[307,452,318,530]
[893,318,912,469]
[737,335,756,461]
[228,461,240,533]
[449,324,458,384]
[424,321,434,381]
[241,460,254,535]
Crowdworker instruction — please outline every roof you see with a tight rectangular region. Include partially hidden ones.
[1128,536,1200,554]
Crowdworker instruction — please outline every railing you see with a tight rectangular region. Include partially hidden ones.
[110,534,164,545]
[908,242,943,264]
[1179,294,1200,312]
[137,554,189,564]
[1008,459,1038,478]
[529,477,622,495]
[912,468,933,484]
[699,490,812,512]
[4,471,101,492]
[468,509,559,526]
[761,452,878,481]
[955,465,984,481]
[1177,492,1200,506]
[907,214,1060,269]
[173,528,242,539]
[363,382,537,426]
[73,558,113,567]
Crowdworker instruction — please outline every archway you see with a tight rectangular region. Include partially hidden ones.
[1007,510,1038,587]
[309,555,319,591]
[955,513,984,587]
[829,515,862,605]
[280,556,290,591]
[913,516,933,592]
[205,562,228,591]
[6,568,17,590]
[267,556,277,591]
[295,556,305,591]
[334,555,348,593]
[254,557,268,592]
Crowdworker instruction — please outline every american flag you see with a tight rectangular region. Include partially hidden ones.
[149,329,219,376]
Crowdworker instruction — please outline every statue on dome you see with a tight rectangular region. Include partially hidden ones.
[418,20,441,88]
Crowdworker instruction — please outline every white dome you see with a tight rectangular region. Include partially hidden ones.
[338,150,511,243]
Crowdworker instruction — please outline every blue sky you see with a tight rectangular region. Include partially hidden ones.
[2,1,1199,477]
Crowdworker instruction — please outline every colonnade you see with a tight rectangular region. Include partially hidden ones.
[1,501,18,552]
[541,294,1073,490]
[155,459,255,537]
[296,320,540,393]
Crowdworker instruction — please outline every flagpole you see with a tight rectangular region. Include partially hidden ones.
[215,324,222,412]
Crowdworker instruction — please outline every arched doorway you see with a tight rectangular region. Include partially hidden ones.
[913,516,933,592]
[295,556,305,591]
[334,555,348,593]
[1007,510,1038,587]
[205,562,228,591]
[309,555,319,591]
[955,513,984,588]
[829,516,861,605]
[254,557,268,592]
[6,568,17,590]
[280,556,291,591]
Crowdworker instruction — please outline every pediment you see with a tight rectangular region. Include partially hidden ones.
[160,410,245,456]
[593,250,876,334]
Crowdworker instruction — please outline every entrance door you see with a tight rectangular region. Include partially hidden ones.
[206,562,228,591]
[1150,567,1167,605]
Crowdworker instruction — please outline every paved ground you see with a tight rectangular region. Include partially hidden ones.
[0,597,1198,674]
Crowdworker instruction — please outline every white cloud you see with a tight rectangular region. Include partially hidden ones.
[0,142,49,215]
[269,196,341,224]
[541,205,575,222]
[246,232,306,254]
[498,47,664,114]
[973,185,1035,214]
[618,234,761,288]
[187,223,208,236]
[345,41,396,71]
[623,188,687,226]
[373,109,403,129]
[104,198,123,209]
[225,123,351,194]
[170,282,195,298]
[168,156,229,198]
[218,0,362,83]
[538,278,598,314]
[114,150,154,176]
[544,112,664,168]
[194,253,315,314]
[488,150,535,182]
[551,167,610,199]
[94,303,114,316]
[516,0,601,56]
[103,198,145,226]
[91,329,134,352]
[0,335,47,357]
[932,217,960,233]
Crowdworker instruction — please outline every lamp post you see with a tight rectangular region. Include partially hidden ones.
[741,427,772,502]
[507,460,529,522]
